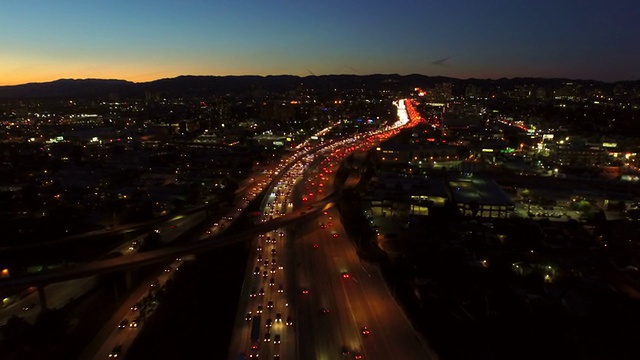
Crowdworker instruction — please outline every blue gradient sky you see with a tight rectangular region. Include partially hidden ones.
[1,0,638,85]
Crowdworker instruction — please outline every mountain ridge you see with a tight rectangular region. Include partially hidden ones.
[0,74,634,100]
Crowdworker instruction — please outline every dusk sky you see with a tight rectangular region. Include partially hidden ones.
[2,0,639,86]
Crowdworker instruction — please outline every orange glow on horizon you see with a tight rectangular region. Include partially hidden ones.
[0,53,291,86]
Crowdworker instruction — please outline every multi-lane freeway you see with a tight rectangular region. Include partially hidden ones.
[1,99,433,360]
[228,99,438,360]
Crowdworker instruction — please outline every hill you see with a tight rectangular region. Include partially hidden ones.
[0,74,630,100]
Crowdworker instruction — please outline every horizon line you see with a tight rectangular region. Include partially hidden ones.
[1,73,638,87]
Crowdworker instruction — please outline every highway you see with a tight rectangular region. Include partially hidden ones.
[1,99,432,359]
[228,99,438,360]
[228,154,310,360]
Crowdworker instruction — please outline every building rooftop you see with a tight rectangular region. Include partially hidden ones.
[448,174,514,206]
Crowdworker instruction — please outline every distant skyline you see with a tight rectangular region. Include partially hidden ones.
[1,0,639,86]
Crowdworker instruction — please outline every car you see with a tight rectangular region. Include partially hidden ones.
[313,243,319,249]
[22,303,36,311]
[285,316,293,326]
[253,267,260,275]
[320,307,331,314]
[301,289,309,295]
[332,233,339,238]
[269,278,275,286]
[108,345,122,358]
[341,346,350,356]
[257,245,263,252]
[341,272,350,279]
[264,332,271,342]
[353,353,363,360]
[275,312,282,322]
[257,305,263,314]
[250,290,257,298]
[361,326,370,336]
[245,312,252,321]
[270,265,277,274]
[274,334,281,344]
[265,318,273,328]
[129,317,140,328]
[271,249,276,255]
[257,255,263,262]
[273,354,280,359]
[263,271,268,278]
[258,288,265,296]
[131,302,140,311]
[277,284,284,293]
[118,319,129,329]
[267,300,274,309]
[320,223,326,228]
[164,266,172,273]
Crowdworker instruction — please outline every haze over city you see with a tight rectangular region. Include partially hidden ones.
[2,0,639,86]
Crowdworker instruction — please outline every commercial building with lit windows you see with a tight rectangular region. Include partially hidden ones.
[548,141,609,166]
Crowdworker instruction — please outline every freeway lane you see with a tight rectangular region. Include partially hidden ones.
[328,209,435,360]
[291,160,438,359]
[228,158,311,360]
[81,256,186,360]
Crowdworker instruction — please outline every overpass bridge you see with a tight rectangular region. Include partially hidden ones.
[0,190,341,292]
